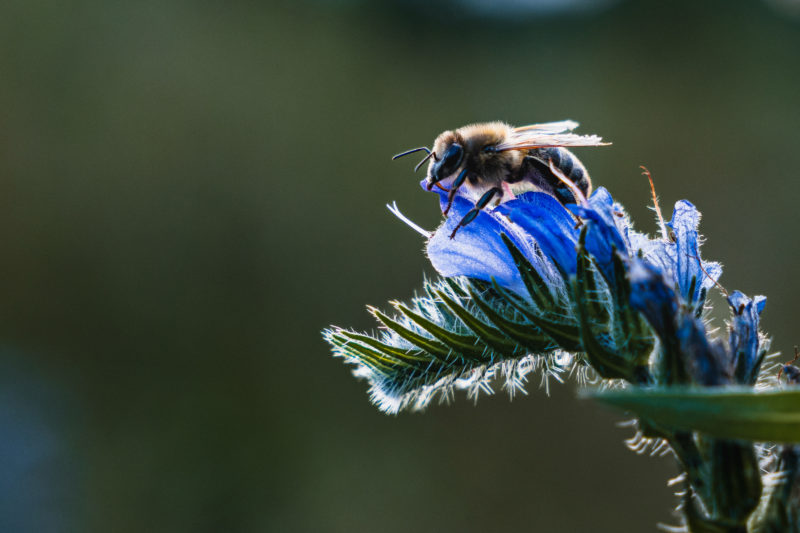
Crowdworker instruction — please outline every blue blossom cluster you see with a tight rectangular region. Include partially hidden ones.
[323,169,791,529]
[325,175,770,413]
[428,176,768,383]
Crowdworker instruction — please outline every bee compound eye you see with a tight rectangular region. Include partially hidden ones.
[441,143,463,174]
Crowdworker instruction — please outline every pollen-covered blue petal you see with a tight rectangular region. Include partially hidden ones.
[495,192,580,275]
[727,290,767,384]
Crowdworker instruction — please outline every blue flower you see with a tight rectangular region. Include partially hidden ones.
[627,258,679,341]
[329,163,773,416]
[421,184,627,298]
[495,192,581,277]
[326,152,785,529]
[675,312,728,386]
[423,181,722,317]
[643,201,722,309]
[382,175,764,389]
[423,179,573,300]
[727,290,767,384]
[567,187,631,282]
[626,256,734,386]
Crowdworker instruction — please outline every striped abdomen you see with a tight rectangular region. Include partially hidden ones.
[527,147,592,205]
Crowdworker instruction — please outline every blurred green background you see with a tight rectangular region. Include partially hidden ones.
[1,0,799,531]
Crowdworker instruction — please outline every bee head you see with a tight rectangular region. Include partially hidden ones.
[427,142,464,189]
[427,127,472,190]
[426,123,516,190]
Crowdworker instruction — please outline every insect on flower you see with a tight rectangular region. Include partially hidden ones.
[326,118,800,530]
[393,120,610,238]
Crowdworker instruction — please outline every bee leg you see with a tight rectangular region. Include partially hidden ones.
[449,186,501,239]
[443,169,470,216]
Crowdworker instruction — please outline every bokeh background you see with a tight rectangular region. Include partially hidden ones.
[1,0,800,531]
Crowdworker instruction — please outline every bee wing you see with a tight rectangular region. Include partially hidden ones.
[513,120,579,134]
[496,131,609,151]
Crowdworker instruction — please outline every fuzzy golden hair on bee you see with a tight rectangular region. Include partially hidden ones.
[430,122,524,190]
[433,121,515,156]
[392,120,609,238]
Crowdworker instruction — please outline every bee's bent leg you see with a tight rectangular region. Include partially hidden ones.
[449,186,501,239]
[443,169,470,216]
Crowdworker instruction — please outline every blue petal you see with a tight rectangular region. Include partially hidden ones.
[635,200,722,308]
[727,290,767,384]
[627,258,679,340]
[628,258,728,385]
[422,181,572,299]
[425,193,538,299]
[586,188,633,251]
[495,192,580,275]
[669,200,706,304]
[567,188,631,282]
[675,314,726,386]
[665,200,722,303]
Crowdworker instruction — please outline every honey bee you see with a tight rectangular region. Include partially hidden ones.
[393,120,609,238]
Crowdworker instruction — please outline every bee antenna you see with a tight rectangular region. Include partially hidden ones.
[392,147,431,161]
[413,151,435,172]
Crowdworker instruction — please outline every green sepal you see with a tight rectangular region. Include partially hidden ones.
[391,301,492,362]
[589,387,800,443]
[443,277,470,299]
[492,279,583,352]
[422,281,460,321]
[708,440,761,525]
[327,330,421,374]
[574,227,610,324]
[368,306,458,363]
[684,488,745,533]
[754,447,800,533]
[466,283,554,354]
[499,233,556,311]
[574,234,633,380]
[610,251,656,370]
[671,431,712,505]
[433,289,523,358]
[338,330,443,367]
